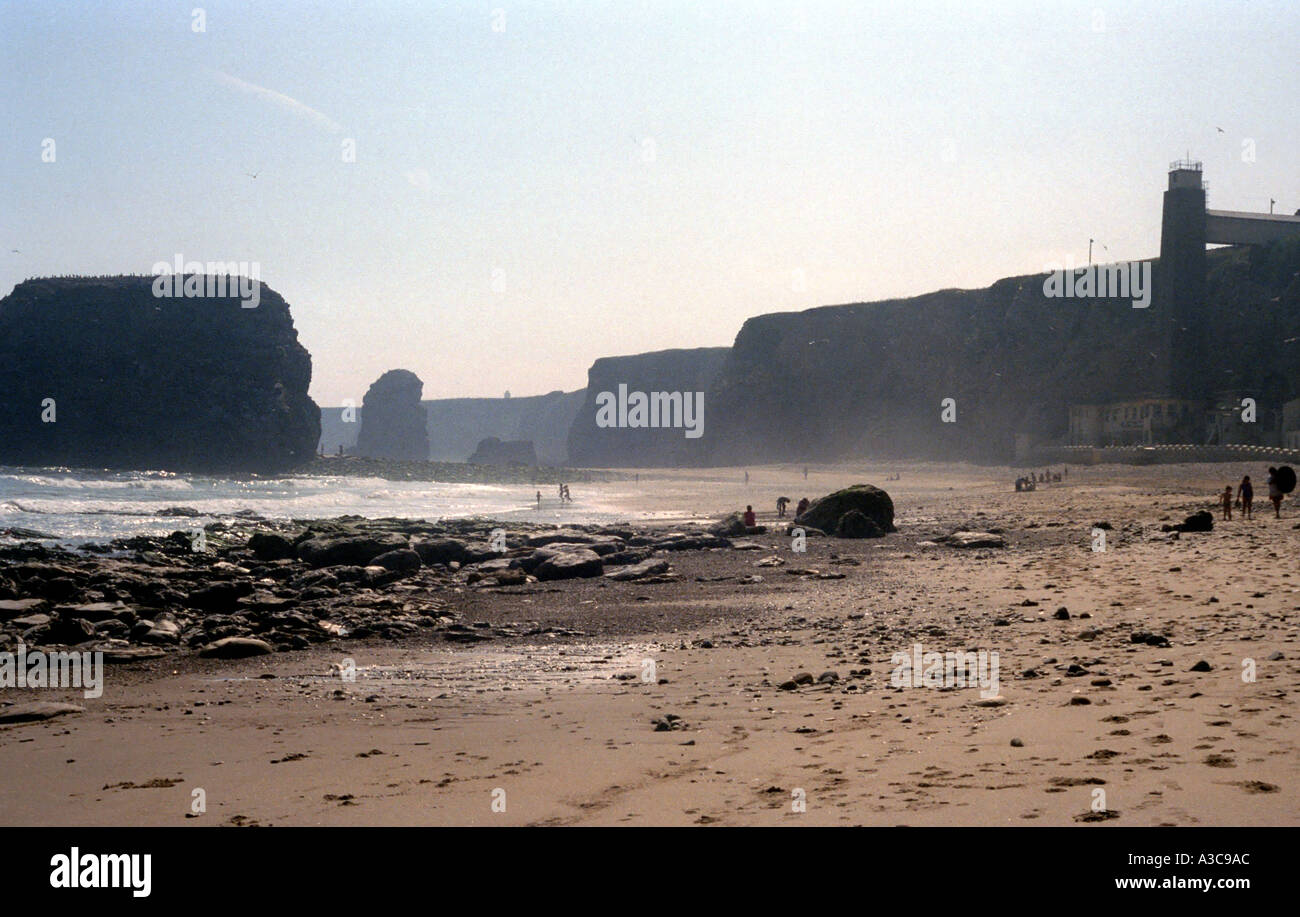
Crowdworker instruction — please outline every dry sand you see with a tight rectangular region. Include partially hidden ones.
[2,461,1297,826]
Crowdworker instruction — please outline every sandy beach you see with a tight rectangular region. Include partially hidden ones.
[1,461,1297,826]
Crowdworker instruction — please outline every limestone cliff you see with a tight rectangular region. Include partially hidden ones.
[0,276,319,472]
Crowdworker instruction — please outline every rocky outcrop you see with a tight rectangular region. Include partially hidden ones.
[467,437,537,465]
[0,276,319,472]
[567,348,729,467]
[355,370,429,461]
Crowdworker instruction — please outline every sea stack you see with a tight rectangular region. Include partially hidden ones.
[0,276,320,472]
[355,369,429,461]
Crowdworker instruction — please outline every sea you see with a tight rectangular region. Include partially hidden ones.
[0,467,666,547]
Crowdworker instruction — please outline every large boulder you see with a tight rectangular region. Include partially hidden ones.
[709,512,766,537]
[411,537,474,566]
[795,484,895,537]
[355,369,429,461]
[534,548,604,581]
[296,533,410,568]
[834,509,883,539]
[0,276,319,472]
[247,532,296,561]
[370,548,422,573]
[467,437,537,465]
[520,543,594,574]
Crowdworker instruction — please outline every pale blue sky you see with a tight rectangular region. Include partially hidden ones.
[3,0,1296,405]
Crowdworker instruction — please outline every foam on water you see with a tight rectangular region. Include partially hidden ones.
[0,466,653,545]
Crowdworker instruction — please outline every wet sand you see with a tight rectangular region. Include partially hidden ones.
[2,461,1297,825]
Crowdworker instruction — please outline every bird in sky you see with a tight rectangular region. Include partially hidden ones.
[246,171,259,179]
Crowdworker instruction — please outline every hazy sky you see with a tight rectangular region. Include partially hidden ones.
[3,0,1297,406]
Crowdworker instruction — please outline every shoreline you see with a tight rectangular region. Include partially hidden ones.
[1,461,1297,825]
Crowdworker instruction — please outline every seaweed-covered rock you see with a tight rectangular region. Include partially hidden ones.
[796,484,895,536]
[834,509,883,539]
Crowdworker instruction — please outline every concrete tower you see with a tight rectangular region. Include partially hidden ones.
[1156,161,1208,400]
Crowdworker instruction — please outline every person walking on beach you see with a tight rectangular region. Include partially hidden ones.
[1267,467,1284,518]
[1236,475,1253,520]
[744,470,749,486]
[1220,485,1234,521]
[536,490,541,509]
[776,496,790,517]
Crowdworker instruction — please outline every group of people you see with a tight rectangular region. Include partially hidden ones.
[535,483,574,508]
[1015,467,1066,492]
[1220,467,1287,520]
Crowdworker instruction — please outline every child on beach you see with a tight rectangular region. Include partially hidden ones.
[1236,475,1253,519]
[1220,485,1233,521]
[742,505,756,527]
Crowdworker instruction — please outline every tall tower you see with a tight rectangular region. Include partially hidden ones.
[1157,160,1207,400]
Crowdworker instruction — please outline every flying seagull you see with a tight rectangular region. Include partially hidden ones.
[1216,126,1225,133]
[246,171,259,179]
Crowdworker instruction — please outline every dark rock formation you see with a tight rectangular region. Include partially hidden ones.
[795,484,895,536]
[0,276,319,472]
[295,532,410,567]
[467,437,537,465]
[1163,510,1214,533]
[703,238,1300,463]
[355,370,429,461]
[567,348,729,466]
[834,509,883,539]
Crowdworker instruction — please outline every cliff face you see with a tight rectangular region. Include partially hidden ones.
[318,389,584,463]
[425,390,585,464]
[0,276,319,472]
[703,240,1300,464]
[567,347,729,467]
[355,369,429,461]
